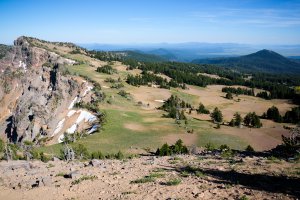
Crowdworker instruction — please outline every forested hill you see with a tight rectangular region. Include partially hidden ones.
[192,49,300,74]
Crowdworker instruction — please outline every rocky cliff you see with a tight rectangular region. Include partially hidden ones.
[0,36,97,143]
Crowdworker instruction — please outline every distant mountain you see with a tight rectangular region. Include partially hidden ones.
[147,48,177,60]
[118,50,167,62]
[79,42,300,62]
[192,49,300,74]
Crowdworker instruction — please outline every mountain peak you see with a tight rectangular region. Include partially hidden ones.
[193,49,300,74]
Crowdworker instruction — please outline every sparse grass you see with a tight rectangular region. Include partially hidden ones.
[180,165,205,177]
[55,172,67,177]
[239,195,249,200]
[266,156,281,164]
[148,173,165,178]
[47,163,55,168]
[165,178,182,186]
[130,176,155,184]
[71,175,98,185]
[153,168,167,173]
[121,191,137,195]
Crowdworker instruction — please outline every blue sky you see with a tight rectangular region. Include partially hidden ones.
[0,0,300,44]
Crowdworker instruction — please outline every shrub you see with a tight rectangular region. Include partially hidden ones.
[225,92,233,99]
[40,152,51,163]
[165,178,181,186]
[0,139,4,152]
[74,144,89,160]
[219,144,231,151]
[243,112,262,128]
[115,150,124,160]
[155,140,189,156]
[205,142,216,151]
[71,175,97,185]
[118,90,130,98]
[91,151,105,159]
[245,145,254,152]
[197,103,210,114]
[130,176,155,184]
[96,65,116,74]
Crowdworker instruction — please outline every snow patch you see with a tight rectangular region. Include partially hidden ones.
[66,124,77,134]
[58,134,65,143]
[75,110,97,124]
[58,110,97,143]
[82,85,93,97]
[64,58,76,65]
[68,96,78,110]
[19,61,27,72]
[67,110,76,117]
[154,100,165,103]
[53,118,65,136]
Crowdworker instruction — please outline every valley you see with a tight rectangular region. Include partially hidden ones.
[20,37,296,155]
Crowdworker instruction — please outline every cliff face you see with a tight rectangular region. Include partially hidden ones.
[0,37,88,143]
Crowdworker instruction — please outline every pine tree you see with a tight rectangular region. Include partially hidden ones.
[210,107,223,123]
[234,112,242,126]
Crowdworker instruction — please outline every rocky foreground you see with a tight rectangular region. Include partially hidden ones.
[0,154,299,200]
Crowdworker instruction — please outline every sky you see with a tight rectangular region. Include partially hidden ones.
[0,0,300,45]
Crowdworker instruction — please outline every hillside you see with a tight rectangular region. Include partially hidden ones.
[0,36,300,200]
[192,49,300,74]
[0,36,102,144]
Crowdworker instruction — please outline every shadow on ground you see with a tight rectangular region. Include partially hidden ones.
[176,166,300,198]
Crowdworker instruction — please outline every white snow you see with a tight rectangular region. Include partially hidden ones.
[82,85,93,97]
[64,58,76,65]
[67,110,76,117]
[154,100,165,103]
[68,96,78,110]
[58,134,65,143]
[19,61,27,72]
[57,109,98,143]
[75,110,97,124]
[66,124,77,134]
[53,118,65,136]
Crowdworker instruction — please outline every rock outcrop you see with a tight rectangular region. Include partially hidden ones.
[0,36,92,143]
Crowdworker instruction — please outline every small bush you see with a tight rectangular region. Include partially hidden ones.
[148,173,165,178]
[115,150,124,160]
[40,152,51,163]
[205,142,216,151]
[130,176,155,184]
[96,65,116,74]
[165,178,181,186]
[245,145,254,152]
[91,151,105,159]
[118,90,130,98]
[219,144,231,151]
[56,172,67,177]
[71,175,97,185]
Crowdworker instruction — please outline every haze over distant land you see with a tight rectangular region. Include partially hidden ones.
[1,0,300,45]
[79,42,300,61]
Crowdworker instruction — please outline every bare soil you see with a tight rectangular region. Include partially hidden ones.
[0,154,299,200]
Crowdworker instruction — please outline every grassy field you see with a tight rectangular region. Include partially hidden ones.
[40,61,250,155]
